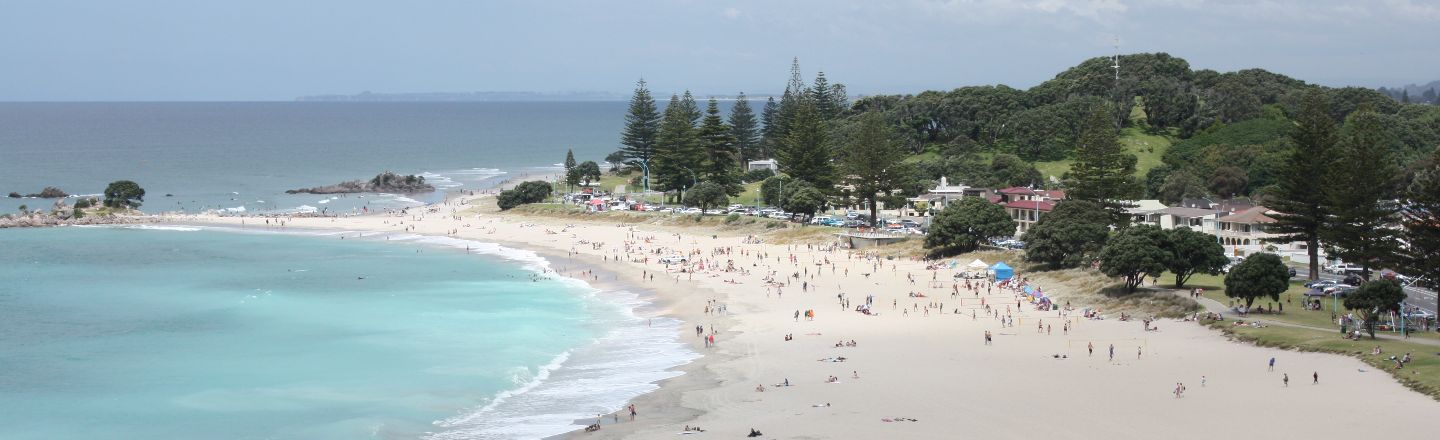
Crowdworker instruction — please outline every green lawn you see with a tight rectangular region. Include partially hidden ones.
[1169,272,1438,341]
[1033,127,1172,181]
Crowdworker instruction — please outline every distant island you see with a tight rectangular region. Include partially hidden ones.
[286,172,436,194]
[295,90,625,102]
[7,187,69,199]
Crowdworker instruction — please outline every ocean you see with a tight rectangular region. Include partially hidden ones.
[0,102,630,215]
[0,102,701,439]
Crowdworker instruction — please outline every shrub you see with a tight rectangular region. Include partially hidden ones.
[743,168,775,183]
[497,181,553,210]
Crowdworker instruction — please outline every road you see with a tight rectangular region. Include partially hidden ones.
[1295,268,1437,320]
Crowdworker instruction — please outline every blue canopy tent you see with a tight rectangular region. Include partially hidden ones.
[990,262,1014,281]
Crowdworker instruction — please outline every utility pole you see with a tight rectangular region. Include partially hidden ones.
[1112,36,1122,130]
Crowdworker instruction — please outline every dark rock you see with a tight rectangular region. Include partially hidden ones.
[28,187,68,198]
[6,192,18,198]
[286,171,436,195]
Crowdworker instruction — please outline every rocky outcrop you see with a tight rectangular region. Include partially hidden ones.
[7,187,70,198]
[286,172,436,195]
[0,212,156,229]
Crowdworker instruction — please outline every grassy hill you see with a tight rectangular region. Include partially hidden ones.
[1034,127,1173,181]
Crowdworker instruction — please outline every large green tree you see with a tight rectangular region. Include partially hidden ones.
[653,92,701,200]
[619,79,661,189]
[1344,280,1407,339]
[729,93,761,164]
[759,174,793,207]
[1165,227,1229,288]
[698,98,742,196]
[780,181,827,220]
[1322,106,1402,280]
[562,149,579,193]
[1065,106,1140,221]
[1223,253,1290,308]
[682,181,730,213]
[1098,225,1170,293]
[777,101,835,190]
[759,97,780,159]
[1401,148,1440,290]
[497,181,553,210]
[573,161,602,187]
[840,112,909,224]
[988,154,1043,188]
[1021,200,1112,268]
[924,197,1016,257]
[771,58,807,145]
[103,180,145,209]
[1267,89,1337,281]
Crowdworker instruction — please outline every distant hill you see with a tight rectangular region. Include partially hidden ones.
[1378,80,1440,105]
[295,90,624,102]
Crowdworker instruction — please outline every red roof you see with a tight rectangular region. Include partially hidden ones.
[998,187,1036,195]
[1004,200,1056,211]
[1039,189,1065,200]
[986,195,1003,204]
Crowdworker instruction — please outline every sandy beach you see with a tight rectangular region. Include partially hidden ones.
[167,195,1440,440]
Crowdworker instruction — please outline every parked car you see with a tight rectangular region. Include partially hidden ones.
[1341,274,1364,286]
[1326,285,1357,297]
[767,212,789,220]
[810,215,836,225]
[1326,263,1361,274]
[1287,267,1298,278]
[680,207,702,215]
[1305,279,1341,289]
[658,255,687,264]
[1303,288,1329,297]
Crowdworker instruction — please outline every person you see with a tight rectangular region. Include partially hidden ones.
[1201,375,1206,387]
[1137,346,1142,359]
[1283,373,1289,387]
[1088,342,1093,357]
[1109,344,1115,361]
[1313,371,1318,385]
[1268,357,1276,372]
[628,404,636,421]
[749,428,764,437]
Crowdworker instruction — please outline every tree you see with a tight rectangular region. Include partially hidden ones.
[620,79,662,189]
[773,57,807,143]
[777,101,834,189]
[760,97,780,159]
[988,154,1043,188]
[1401,148,1440,291]
[1322,106,1402,280]
[604,150,626,172]
[497,181,553,210]
[760,174,792,206]
[924,197,1016,257]
[1099,225,1170,293]
[698,98,742,196]
[1267,90,1337,281]
[654,92,702,200]
[1344,279,1407,339]
[840,112,909,224]
[1206,165,1249,198]
[1022,200,1112,268]
[780,181,827,220]
[1065,106,1140,220]
[1165,227,1229,288]
[682,181,730,213]
[103,180,145,209]
[1158,170,1207,205]
[573,161,602,187]
[729,93,761,164]
[563,149,577,175]
[1223,253,1290,308]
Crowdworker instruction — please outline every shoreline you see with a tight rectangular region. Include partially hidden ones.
[145,193,1440,439]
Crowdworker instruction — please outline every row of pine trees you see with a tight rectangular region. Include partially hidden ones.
[615,59,850,203]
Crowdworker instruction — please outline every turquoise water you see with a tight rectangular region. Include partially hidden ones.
[0,226,692,440]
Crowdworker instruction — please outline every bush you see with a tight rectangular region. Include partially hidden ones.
[74,198,93,209]
[743,168,775,183]
[497,181,553,210]
[103,180,145,209]
[724,213,741,224]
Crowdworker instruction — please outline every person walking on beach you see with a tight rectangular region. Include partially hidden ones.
[1088,342,1093,357]
[1109,344,1115,361]
[1283,373,1289,387]
[1312,371,1318,384]
[1268,357,1275,372]
[628,404,636,421]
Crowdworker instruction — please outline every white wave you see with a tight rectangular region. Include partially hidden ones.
[317,199,330,204]
[119,225,203,232]
[219,206,246,213]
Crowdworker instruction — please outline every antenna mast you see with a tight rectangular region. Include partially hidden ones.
[1112,37,1122,129]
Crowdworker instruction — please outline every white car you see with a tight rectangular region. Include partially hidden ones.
[659,255,687,264]
[767,212,789,220]
[704,209,725,215]
[681,207,702,215]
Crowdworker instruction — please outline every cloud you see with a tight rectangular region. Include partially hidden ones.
[722,7,741,19]
[916,0,1128,21]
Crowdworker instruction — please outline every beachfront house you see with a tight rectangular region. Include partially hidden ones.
[1141,206,1223,232]
[902,177,995,217]
[995,187,1065,238]
[1201,205,1314,259]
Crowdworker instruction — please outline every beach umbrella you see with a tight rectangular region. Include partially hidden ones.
[967,259,989,269]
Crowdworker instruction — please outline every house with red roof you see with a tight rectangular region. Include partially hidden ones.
[995,187,1065,238]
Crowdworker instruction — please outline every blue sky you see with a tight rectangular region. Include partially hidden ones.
[1,0,1437,101]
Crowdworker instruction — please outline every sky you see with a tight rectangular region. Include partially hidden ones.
[1,0,1437,101]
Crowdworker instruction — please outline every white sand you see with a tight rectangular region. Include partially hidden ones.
[168,196,1439,439]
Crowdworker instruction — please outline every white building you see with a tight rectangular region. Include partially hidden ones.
[747,159,778,172]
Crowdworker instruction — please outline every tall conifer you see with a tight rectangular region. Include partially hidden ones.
[1267,90,1336,280]
[729,93,761,165]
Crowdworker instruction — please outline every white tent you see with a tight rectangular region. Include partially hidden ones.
[966,259,989,269]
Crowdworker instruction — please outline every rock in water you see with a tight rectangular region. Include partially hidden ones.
[286,171,436,195]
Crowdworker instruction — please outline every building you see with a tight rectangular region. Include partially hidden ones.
[1201,205,1314,259]
[747,159,778,172]
[903,177,994,217]
[1142,206,1223,231]
[995,187,1065,237]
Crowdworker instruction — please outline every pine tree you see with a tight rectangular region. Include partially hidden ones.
[563,149,577,193]
[699,98,742,196]
[1266,90,1336,280]
[841,112,908,224]
[728,93,761,165]
[654,93,701,201]
[777,100,834,190]
[1321,106,1402,280]
[1402,148,1440,287]
[810,71,836,120]
[1065,105,1140,221]
[760,97,780,159]
[619,79,661,190]
[773,58,807,144]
